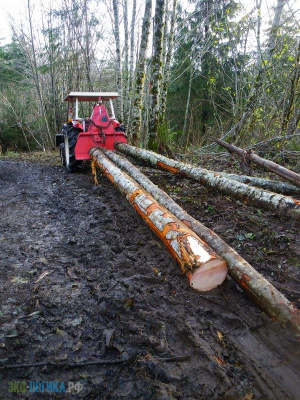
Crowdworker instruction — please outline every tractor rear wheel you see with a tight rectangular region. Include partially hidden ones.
[60,143,66,166]
[62,124,81,172]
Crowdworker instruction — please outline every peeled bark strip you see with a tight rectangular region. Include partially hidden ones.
[215,138,300,188]
[90,148,227,292]
[115,143,300,220]
[220,173,300,197]
[102,148,300,336]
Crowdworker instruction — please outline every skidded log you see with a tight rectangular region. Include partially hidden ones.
[102,148,300,337]
[220,173,300,197]
[215,138,300,188]
[90,148,228,292]
[115,143,300,220]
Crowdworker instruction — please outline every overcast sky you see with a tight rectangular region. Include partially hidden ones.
[0,0,298,47]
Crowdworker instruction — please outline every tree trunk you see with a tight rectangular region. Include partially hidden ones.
[160,0,178,123]
[90,148,227,292]
[129,0,137,92]
[112,0,124,121]
[123,0,129,118]
[219,173,300,197]
[127,0,137,130]
[102,148,300,336]
[215,138,300,188]
[182,62,193,147]
[281,42,300,133]
[148,0,166,148]
[27,0,52,148]
[130,0,152,143]
[115,143,300,220]
[266,0,286,60]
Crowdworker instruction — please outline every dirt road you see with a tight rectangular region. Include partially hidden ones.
[0,158,299,399]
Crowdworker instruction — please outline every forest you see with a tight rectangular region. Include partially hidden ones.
[0,0,299,156]
[1,1,300,398]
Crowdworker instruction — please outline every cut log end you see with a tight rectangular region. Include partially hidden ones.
[189,259,228,292]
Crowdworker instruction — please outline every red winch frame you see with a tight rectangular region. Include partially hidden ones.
[64,92,127,160]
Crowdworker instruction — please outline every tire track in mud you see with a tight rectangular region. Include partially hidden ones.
[0,160,299,399]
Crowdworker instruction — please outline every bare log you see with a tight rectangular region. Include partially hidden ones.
[115,143,300,220]
[102,148,300,337]
[220,173,300,197]
[90,148,227,292]
[215,138,300,188]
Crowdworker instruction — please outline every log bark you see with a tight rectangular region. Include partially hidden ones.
[115,143,300,220]
[215,138,300,188]
[102,148,300,337]
[90,148,227,292]
[219,173,300,197]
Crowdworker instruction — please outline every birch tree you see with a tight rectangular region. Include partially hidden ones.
[148,0,165,149]
[112,0,124,121]
[123,0,129,117]
[160,0,177,123]
[130,0,152,144]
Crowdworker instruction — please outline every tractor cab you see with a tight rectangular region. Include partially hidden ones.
[56,92,127,172]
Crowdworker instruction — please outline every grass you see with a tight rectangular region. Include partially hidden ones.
[0,150,61,166]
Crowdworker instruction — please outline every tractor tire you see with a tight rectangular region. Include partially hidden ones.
[62,124,81,172]
[60,143,66,166]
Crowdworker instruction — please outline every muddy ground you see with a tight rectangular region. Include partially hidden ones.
[0,152,299,399]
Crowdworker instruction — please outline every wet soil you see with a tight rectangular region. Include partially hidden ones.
[0,154,299,399]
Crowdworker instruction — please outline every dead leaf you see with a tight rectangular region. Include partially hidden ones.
[124,297,135,311]
[39,257,48,265]
[213,356,226,365]
[11,277,28,285]
[242,393,253,400]
[72,341,82,351]
[217,331,223,341]
[103,329,115,348]
[70,317,82,327]
[35,271,51,284]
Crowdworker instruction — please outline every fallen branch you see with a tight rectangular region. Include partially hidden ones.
[1,354,191,370]
[155,354,191,362]
[245,133,300,150]
[115,143,300,220]
[215,138,300,188]
[90,148,228,292]
[103,148,300,337]
[0,357,135,370]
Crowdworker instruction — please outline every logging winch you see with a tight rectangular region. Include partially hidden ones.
[56,92,127,172]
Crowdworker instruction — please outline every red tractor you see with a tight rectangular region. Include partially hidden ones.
[56,92,127,172]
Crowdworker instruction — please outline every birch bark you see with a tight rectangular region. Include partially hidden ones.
[215,138,300,188]
[148,0,165,148]
[112,0,124,121]
[102,148,300,336]
[123,0,129,117]
[91,148,227,292]
[115,143,300,220]
[130,0,152,143]
[160,0,177,123]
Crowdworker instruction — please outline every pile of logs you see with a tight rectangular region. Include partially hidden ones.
[90,142,300,338]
